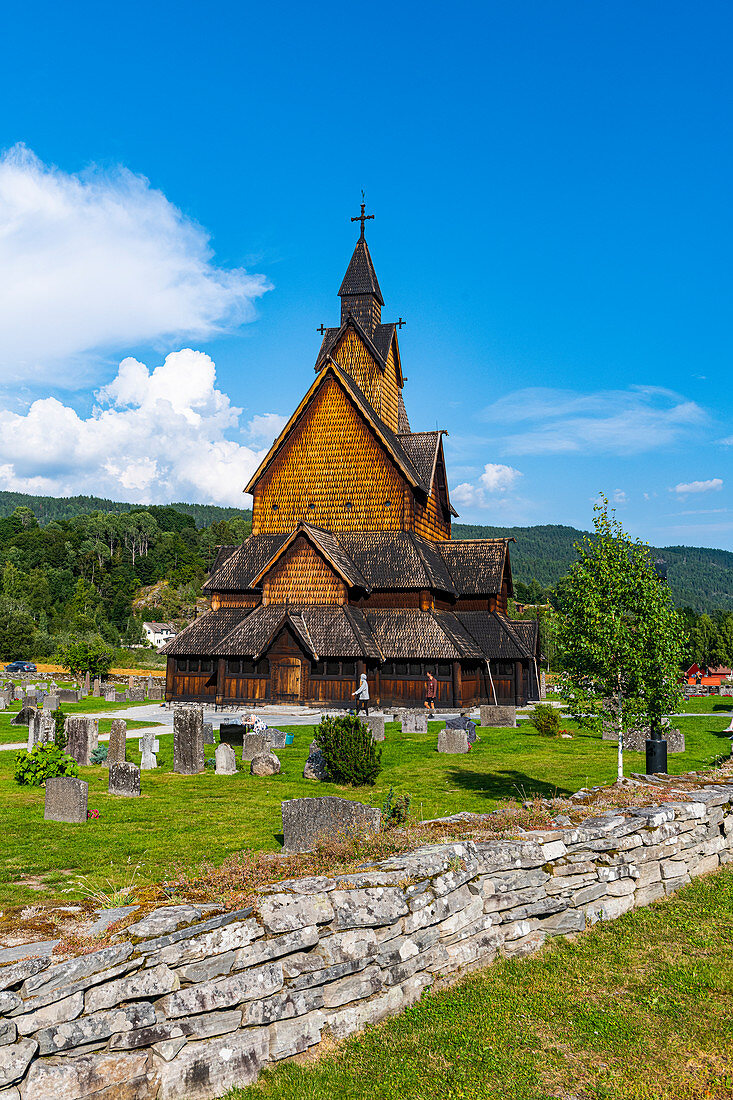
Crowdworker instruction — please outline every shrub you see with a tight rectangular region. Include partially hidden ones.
[55,637,114,678]
[382,786,411,827]
[527,703,562,737]
[90,744,108,765]
[14,742,79,786]
[315,714,382,786]
[52,707,66,750]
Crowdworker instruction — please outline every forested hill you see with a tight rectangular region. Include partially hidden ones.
[0,491,249,529]
[453,523,733,613]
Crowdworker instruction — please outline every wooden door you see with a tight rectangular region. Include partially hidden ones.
[275,658,301,701]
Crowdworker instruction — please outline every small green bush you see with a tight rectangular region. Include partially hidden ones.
[14,742,79,786]
[381,786,411,827]
[90,744,108,765]
[315,715,382,786]
[527,703,562,737]
[52,707,66,750]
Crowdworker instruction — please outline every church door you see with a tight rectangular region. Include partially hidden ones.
[275,657,302,702]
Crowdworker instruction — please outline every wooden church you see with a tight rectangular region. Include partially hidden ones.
[164,209,541,709]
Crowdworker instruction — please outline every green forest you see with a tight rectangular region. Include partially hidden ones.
[0,491,730,670]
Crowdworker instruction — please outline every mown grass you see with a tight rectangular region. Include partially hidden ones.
[677,696,733,714]
[0,697,157,744]
[226,868,733,1100]
[0,715,729,909]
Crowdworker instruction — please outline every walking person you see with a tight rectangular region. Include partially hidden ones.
[424,669,437,713]
[352,672,370,716]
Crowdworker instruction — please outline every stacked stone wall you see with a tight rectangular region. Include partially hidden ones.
[2,782,733,1098]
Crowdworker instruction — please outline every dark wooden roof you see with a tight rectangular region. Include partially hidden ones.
[508,618,540,657]
[339,532,457,594]
[398,431,442,488]
[162,608,249,655]
[214,604,379,660]
[439,540,509,595]
[203,534,288,592]
[338,237,384,304]
[397,391,410,433]
[248,524,369,591]
[457,612,531,660]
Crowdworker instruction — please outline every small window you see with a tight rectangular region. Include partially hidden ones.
[395,661,408,676]
[241,659,255,675]
[177,658,188,673]
[437,662,451,678]
[384,500,392,508]
[256,658,270,675]
[227,658,241,675]
[310,661,324,677]
[200,659,213,674]
[326,660,340,676]
[308,503,315,511]
[344,501,352,511]
[341,660,356,677]
[409,661,423,677]
[272,504,279,512]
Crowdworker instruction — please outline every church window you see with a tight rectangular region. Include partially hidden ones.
[344,501,353,511]
[272,504,279,512]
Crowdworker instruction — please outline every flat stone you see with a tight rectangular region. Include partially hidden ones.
[303,740,327,781]
[22,944,133,999]
[330,887,410,929]
[152,917,263,968]
[0,1020,17,1046]
[156,961,283,1019]
[0,1038,37,1088]
[362,715,385,742]
[0,957,50,992]
[154,1028,270,1100]
[401,711,428,734]
[108,762,140,797]
[0,941,58,966]
[124,905,216,941]
[437,728,470,754]
[215,743,237,775]
[110,1009,242,1051]
[257,895,334,934]
[480,705,516,728]
[85,963,179,1013]
[107,720,127,766]
[0,993,21,1014]
[15,991,84,1036]
[241,733,271,761]
[269,1011,325,1060]
[266,728,288,749]
[251,751,281,776]
[35,1002,156,1055]
[86,906,138,937]
[44,778,88,824]
[20,1050,149,1100]
[281,796,381,851]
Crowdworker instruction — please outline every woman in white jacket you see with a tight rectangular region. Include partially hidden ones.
[352,672,369,716]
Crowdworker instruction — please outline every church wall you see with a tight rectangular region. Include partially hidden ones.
[332,330,384,421]
[262,537,347,605]
[252,377,406,535]
[381,341,401,432]
[412,489,451,541]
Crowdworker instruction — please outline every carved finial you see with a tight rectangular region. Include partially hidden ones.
[351,190,374,240]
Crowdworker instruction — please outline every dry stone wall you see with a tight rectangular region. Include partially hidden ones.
[2,781,733,1099]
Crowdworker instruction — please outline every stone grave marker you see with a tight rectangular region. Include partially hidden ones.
[480,705,516,728]
[362,715,385,741]
[266,728,289,749]
[303,740,327,780]
[139,733,159,770]
[128,686,146,702]
[84,671,91,695]
[65,716,99,766]
[203,722,214,745]
[11,705,37,726]
[401,711,428,734]
[45,777,88,823]
[282,796,381,850]
[108,761,141,797]
[150,683,164,700]
[445,715,477,745]
[103,687,116,703]
[437,728,470,754]
[540,671,547,700]
[28,712,55,751]
[42,694,58,713]
[173,707,204,774]
[242,732,271,761]
[92,678,101,697]
[128,675,134,690]
[251,751,281,776]
[58,689,80,703]
[0,696,5,711]
[215,743,237,775]
[107,720,127,766]
[147,676,154,695]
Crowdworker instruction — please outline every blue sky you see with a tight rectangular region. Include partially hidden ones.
[0,0,730,547]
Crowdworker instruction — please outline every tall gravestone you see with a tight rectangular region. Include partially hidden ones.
[361,715,385,742]
[107,720,127,766]
[42,694,58,713]
[203,722,214,745]
[139,733,159,770]
[92,678,101,697]
[11,705,37,726]
[28,712,55,751]
[108,762,141,797]
[45,777,88,823]
[128,686,145,702]
[84,671,91,695]
[104,687,116,703]
[65,716,99,766]
[215,743,237,775]
[173,707,204,774]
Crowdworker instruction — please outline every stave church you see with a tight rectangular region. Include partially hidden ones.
[164,209,541,709]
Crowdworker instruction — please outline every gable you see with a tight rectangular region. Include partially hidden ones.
[260,534,347,605]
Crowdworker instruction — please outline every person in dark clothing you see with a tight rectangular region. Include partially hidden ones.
[424,670,437,712]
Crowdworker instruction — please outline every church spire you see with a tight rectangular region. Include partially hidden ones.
[338,201,384,333]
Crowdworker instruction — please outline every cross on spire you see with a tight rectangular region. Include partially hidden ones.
[351,193,374,240]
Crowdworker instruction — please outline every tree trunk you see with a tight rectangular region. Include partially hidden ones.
[616,687,623,780]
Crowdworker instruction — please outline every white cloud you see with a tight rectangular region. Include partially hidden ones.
[481,385,706,456]
[243,413,288,445]
[0,144,270,383]
[452,463,523,509]
[612,489,627,504]
[479,463,522,493]
[0,349,284,507]
[672,478,723,495]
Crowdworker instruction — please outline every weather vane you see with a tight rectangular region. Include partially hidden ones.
[351,190,374,239]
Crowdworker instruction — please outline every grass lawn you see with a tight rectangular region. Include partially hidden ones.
[0,715,730,910]
[677,695,733,714]
[0,698,158,744]
[225,867,733,1100]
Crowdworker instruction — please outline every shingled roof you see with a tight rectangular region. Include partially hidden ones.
[214,604,380,659]
[457,612,531,660]
[162,608,250,656]
[440,540,510,595]
[338,236,384,304]
[203,534,288,592]
[248,523,369,591]
[338,532,457,594]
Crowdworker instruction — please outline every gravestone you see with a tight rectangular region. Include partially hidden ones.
[362,715,385,742]
[108,761,141,797]
[0,696,5,711]
[104,687,116,703]
[28,712,55,751]
[215,743,237,775]
[251,751,281,776]
[149,684,164,700]
[437,728,470,753]
[203,722,214,745]
[603,723,685,754]
[128,686,146,702]
[540,671,547,700]
[65,716,99,766]
[42,694,58,713]
[241,733,271,761]
[147,676,154,695]
[139,734,159,770]
[266,728,288,749]
[480,705,517,728]
[282,796,381,851]
[11,706,37,726]
[58,689,80,703]
[303,740,327,781]
[128,675,134,689]
[401,711,428,734]
[44,777,88,823]
[445,715,477,745]
[84,672,91,695]
[107,720,127,766]
[92,678,101,697]
[173,707,204,774]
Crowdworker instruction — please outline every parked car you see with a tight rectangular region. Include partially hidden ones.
[3,661,37,674]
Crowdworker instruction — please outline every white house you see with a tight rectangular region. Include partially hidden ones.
[143,622,178,650]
